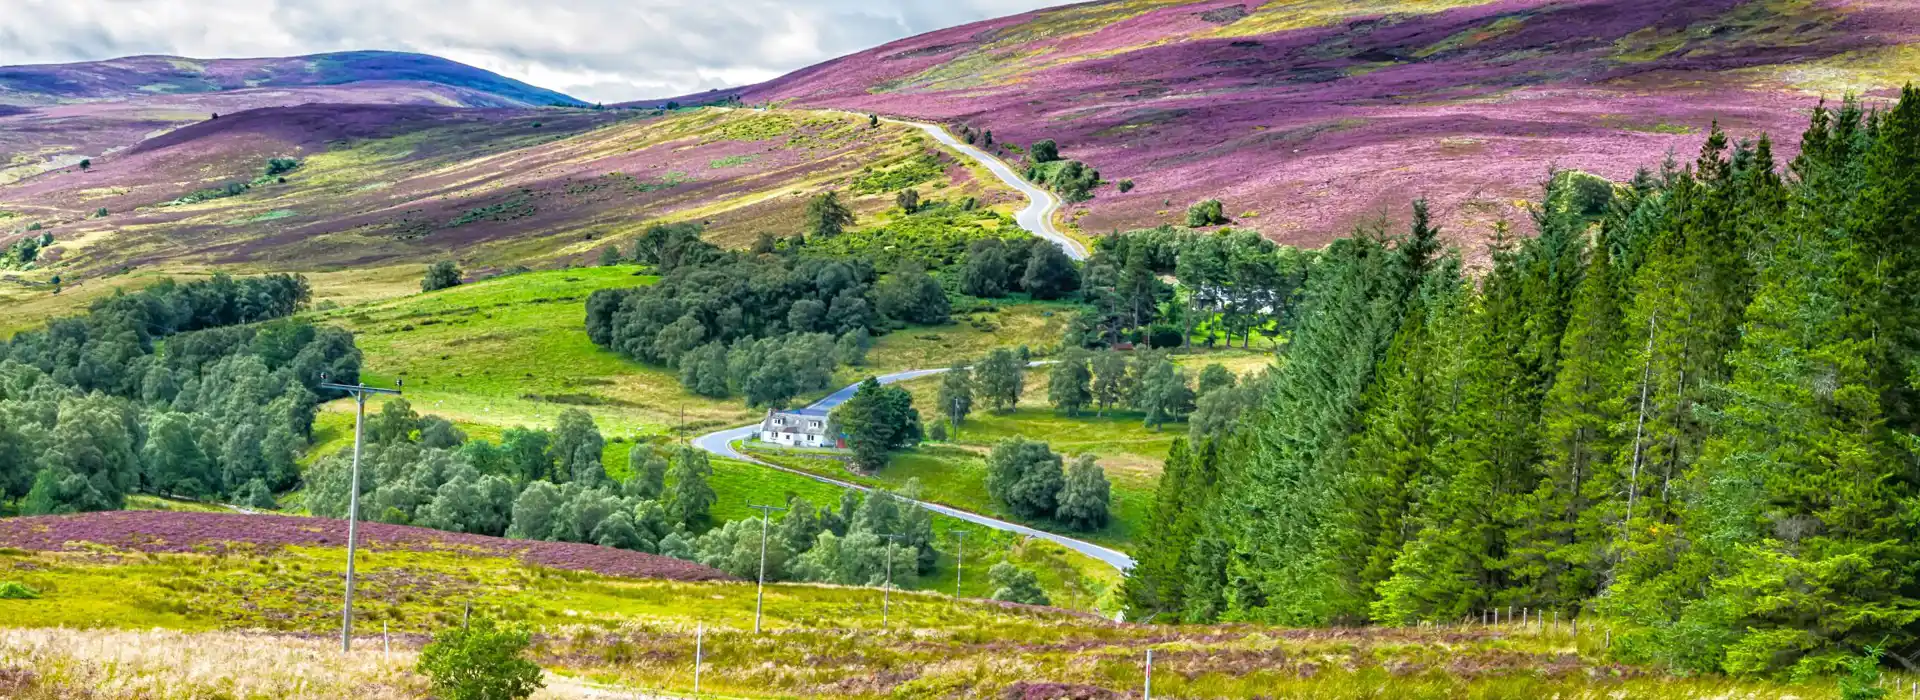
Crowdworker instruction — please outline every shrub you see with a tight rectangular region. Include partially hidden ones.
[989,562,1049,605]
[78,159,91,171]
[1148,324,1185,349]
[422,261,463,292]
[0,581,40,599]
[1030,139,1059,164]
[416,616,544,700]
[265,158,301,177]
[1117,179,1134,193]
[1186,199,1228,227]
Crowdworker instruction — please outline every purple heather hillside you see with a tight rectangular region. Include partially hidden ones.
[663,0,1920,246]
[0,510,733,582]
[0,51,585,187]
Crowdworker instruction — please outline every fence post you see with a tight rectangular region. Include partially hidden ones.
[1144,648,1152,700]
[694,622,704,695]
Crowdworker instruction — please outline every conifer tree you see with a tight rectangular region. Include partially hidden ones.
[1212,216,1417,624]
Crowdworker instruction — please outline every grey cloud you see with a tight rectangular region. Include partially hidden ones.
[0,0,1065,102]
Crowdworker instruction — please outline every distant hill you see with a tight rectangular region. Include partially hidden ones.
[0,50,586,107]
[657,0,1920,245]
[0,51,587,186]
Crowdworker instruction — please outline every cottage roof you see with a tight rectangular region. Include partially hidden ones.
[760,409,832,437]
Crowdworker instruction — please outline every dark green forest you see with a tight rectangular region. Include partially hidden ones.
[0,274,358,512]
[1127,88,1920,678]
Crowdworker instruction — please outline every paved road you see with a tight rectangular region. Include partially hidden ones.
[892,119,1088,260]
[692,109,1125,571]
[693,368,1135,572]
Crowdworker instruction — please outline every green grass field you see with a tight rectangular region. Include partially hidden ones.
[304,265,757,437]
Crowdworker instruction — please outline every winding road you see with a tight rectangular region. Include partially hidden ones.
[691,127,1126,570]
[892,119,1088,261]
[694,368,1133,571]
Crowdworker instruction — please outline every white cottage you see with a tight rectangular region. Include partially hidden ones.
[758,408,840,448]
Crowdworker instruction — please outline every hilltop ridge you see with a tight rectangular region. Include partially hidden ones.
[662,0,1920,243]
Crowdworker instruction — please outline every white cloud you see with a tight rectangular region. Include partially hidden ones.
[0,0,1067,102]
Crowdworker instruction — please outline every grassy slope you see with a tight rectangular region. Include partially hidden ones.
[717,0,1918,245]
[0,106,1020,333]
[0,540,1839,698]
[294,266,1116,608]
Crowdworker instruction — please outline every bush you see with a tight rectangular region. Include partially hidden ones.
[1148,324,1184,349]
[265,158,301,177]
[423,261,463,292]
[0,581,40,599]
[417,616,544,700]
[1030,139,1059,164]
[1117,179,1134,193]
[989,562,1049,605]
[1186,199,1228,227]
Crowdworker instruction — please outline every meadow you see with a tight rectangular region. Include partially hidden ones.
[290,264,1119,607]
[0,522,1863,699]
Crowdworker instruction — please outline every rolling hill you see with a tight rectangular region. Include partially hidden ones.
[0,105,1019,327]
[0,51,586,187]
[0,51,587,107]
[663,0,1920,245]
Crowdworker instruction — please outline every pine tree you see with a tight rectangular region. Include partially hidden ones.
[1505,224,1625,610]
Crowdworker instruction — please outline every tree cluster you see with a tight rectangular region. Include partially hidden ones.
[1071,226,1309,351]
[306,405,711,547]
[3,232,52,270]
[0,274,349,513]
[1127,91,1920,679]
[1043,349,1215,430]
[715,483,938,587]
[587,255,885,404]
[984,438,1110,531]
[303,400,953,590]
[960,237,1081,300]
[830,378,922,471]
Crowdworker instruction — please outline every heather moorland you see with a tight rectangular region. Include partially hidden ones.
[674,0,1920,244]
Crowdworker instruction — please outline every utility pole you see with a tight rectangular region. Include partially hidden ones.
[950,397,960,440]
[319,374,402,653]
[951,530,968,600]
[748,502,788,634]
[880,533,905,627]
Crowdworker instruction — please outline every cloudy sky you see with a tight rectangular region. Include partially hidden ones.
[0,0,1066,103]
